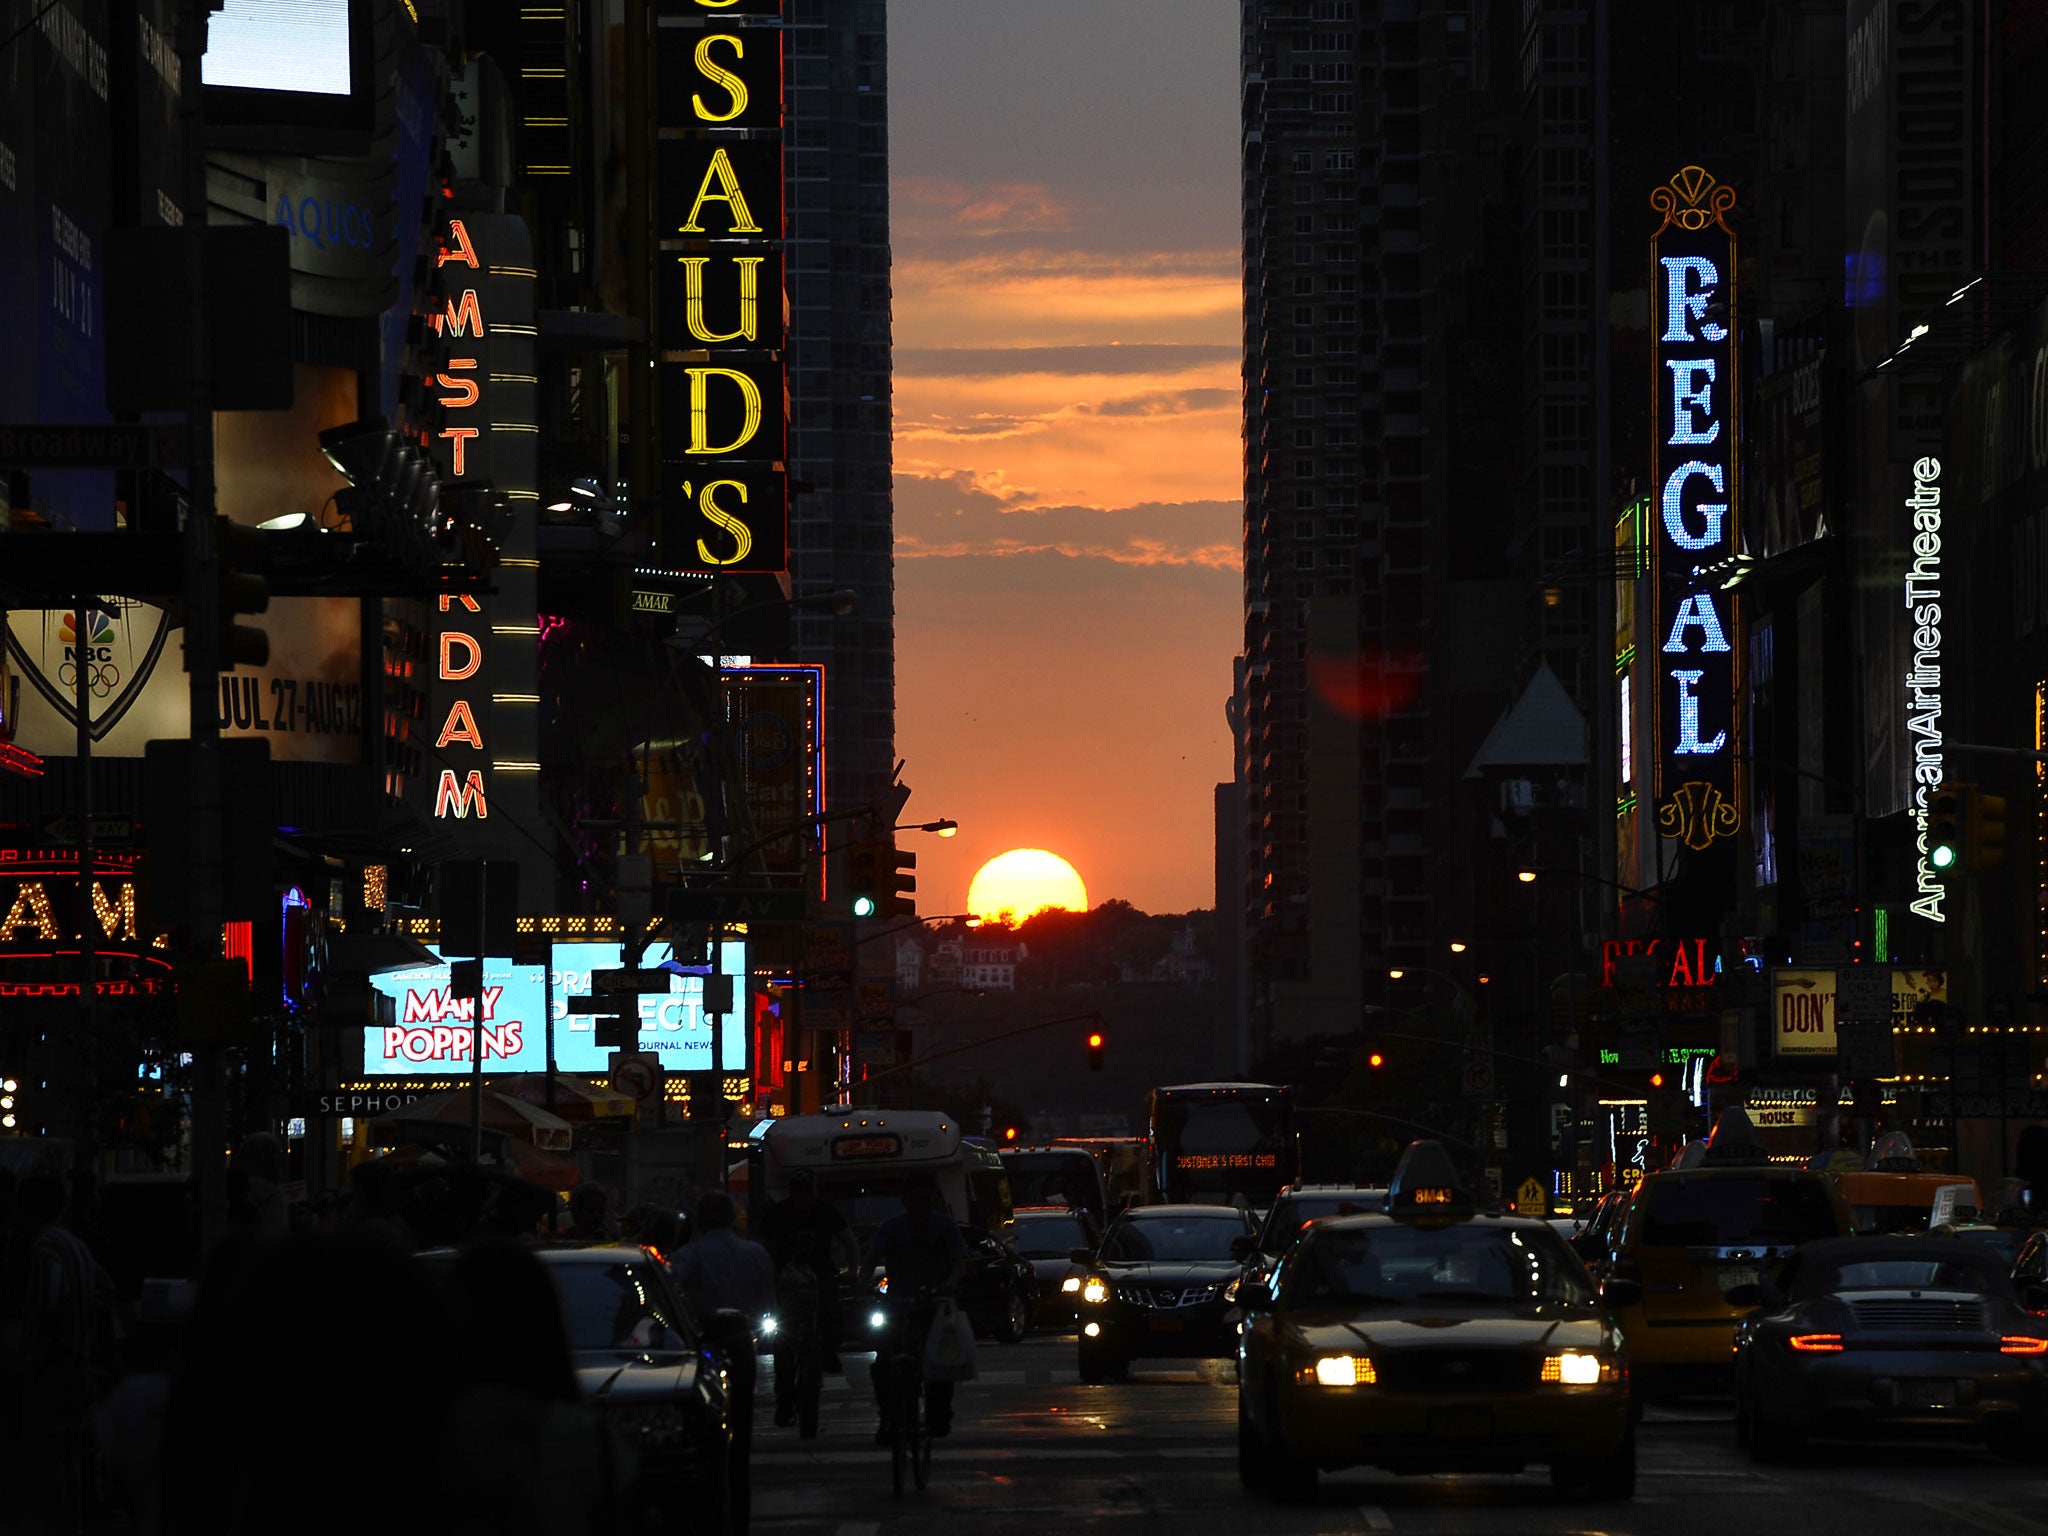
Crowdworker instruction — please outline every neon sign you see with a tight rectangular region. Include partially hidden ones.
[654,0,788,572]
[1649,166,1742,851]
[1905,455,1946,922]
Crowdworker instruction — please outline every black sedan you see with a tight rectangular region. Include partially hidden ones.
[1732,1235,2048,1460]
[1074,1203,1257,1381]
[958,1222,1037,1343]
[1012,1206,1102,1329]
[538,1245,737,1525]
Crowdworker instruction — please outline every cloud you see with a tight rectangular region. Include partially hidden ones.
[893,248,1238,350]
[895,472,1238,573]
[895,176,1074,239]
[895,344,1238,378]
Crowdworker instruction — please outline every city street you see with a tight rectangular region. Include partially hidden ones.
[750,1335,2048,1536]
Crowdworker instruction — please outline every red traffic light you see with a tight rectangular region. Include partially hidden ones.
[1649,1071,1665,1089]
[1003,1125,1018,1142]
[1368,1050,1385,1069]
[1087,1032,1103,1049]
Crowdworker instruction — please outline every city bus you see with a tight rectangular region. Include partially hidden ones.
[1145,1082,1298,1210]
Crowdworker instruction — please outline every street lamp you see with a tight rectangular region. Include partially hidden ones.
[898,819,958,838]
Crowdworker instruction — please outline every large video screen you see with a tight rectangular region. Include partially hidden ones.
[203,0,354,95]
[366,941,748,1075]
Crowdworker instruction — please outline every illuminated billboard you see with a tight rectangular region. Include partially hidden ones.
[654,0,788,572]
[1648,166,1741,853]
[366,940,748,1075]
[201,0,374,137]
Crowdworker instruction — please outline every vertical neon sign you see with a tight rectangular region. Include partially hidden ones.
[1649,166,1742,852]
[655,0,788,572]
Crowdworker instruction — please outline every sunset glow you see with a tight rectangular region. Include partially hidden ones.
[968,849,1089,923]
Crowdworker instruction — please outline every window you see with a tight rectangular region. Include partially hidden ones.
[1540,208,1587,259]
[1296,549,1318,569]
[1294,183,1315,204]
[1294,489,1318,508]
[1293,396,1318,418]
[1325,244,1356,263]
[1293,273,1315,294]
[1292,150,1313,173]
[1314,92,1354,114]
[1293,427,1317,447]
[1325,304,1356,325]
[1325,149,1356,171]
[1295,214,1315,234]
[1326,365,1357,386]
[1310,0,1356,18]
[1325,211,1356,233]
[1540,270,1588,321]
[1293,366,1316,386]
[1326,273,1356,294]
[1293,305,1315,325]
[1540,332,1586,384]
[1312,61,1353,82]
[1293,336,1315,356]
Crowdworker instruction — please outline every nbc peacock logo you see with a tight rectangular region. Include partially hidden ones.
[4,597,172,740]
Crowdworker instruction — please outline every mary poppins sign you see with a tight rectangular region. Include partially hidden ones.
[1650,166,1742,852]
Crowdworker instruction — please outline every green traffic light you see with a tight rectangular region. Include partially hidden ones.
[852,895,877,917]
[1931,844,1956,870]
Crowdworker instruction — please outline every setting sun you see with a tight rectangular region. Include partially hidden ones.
[967,849,1088,923]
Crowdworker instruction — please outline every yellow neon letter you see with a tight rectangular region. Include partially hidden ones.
[92,881,137,939]
[685,368,764,454]
[676,255,761,343]
[695,480,754,566]
[678,148,761,234]
[694,35,747,122]
[0,882,57,941]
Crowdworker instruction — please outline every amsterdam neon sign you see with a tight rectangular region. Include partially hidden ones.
[1649,166,1742,852]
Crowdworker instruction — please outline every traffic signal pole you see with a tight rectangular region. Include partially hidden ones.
[179,0,227,1252]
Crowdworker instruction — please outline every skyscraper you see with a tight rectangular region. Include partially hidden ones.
[784,0,896,816]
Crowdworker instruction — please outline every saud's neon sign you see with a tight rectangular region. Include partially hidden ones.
[1649,166,1742,851]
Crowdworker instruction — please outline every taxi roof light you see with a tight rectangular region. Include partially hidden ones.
[1312,1355,1375,1386]
[1384,1139,1473,1217]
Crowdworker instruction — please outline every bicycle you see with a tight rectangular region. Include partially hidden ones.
[772,1263,826,1440]
[871,1292,939,1496]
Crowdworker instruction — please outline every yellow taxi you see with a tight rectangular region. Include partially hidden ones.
[1602,1109,1852,1401]
[1236,1142,1634,1502]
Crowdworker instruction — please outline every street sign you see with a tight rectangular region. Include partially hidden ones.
[0,422,184,468]
[608,1051,664,1103]
[38,813,135,843]
[803,922,854,980]
[566,995,626,1015]
[1514,1177,1548,1216]
[666,886,807,923]
[1461,1058,1494,1097]
[856,978,895,1021]
[1834,966,1892,1024]
[1838,1020,1893,1081]
[592,968,674,993]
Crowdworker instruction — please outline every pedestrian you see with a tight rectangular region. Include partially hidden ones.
[757,1168,853,1424]
[566,1182,617,1243]
[672,1190,774,1531]
[14,1172,119,1536]
[863,1170,968,1444]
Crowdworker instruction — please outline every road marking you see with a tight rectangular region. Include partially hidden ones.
[835,1524,882,1536]
[1360,1507,1392,1531]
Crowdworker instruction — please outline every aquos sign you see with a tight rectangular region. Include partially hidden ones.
[655,0,788,572]
[1649,165,1742,853]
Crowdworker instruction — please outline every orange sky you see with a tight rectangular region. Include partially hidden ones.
[890,2,1240,915]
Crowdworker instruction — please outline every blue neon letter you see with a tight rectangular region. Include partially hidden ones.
[1660,461,1727,550]
[1662,593,1731,655]
[1670,668,1727,755]
[1665,359,1719,445]
[1660,256,1725,343]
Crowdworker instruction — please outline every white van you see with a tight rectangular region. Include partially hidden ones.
[745,1110,1015,1246]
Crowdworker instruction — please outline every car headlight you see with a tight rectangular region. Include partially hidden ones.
[1542,1352,1617,1385]
[1297,1355,1375,1387]
[1081,1277,1110,1305]
[869,1309,889,1330]
[1061,1276,1082,1294]
[760,1314,779,1337]
[608,1402,691,1440]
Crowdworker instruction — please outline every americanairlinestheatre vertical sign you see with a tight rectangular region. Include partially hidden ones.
[1649,166,1742,853]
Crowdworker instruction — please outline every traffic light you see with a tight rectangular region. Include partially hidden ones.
[885,842,917,919]
[1087,1031,1104,1071]
[1969,789,2008,873]
[1649,1070,1665,1090]
[1367,1048,1386,1070]
[1928,783,1962,871]
[212,516,270,671]
[848,838,881,918]
[1003,1125,1019,1144]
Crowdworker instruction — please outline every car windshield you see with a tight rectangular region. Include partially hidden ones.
[1853,1203,1939,1234]
[1101,1214,1244,1262]
[1283,1224,1593,1308]
[1816,1256,2000,1294]
[550,1259,694,1353]
[1639,1177,1837,1248]
[1014,1213,1090,1256]
[1260,1195,1379,1255]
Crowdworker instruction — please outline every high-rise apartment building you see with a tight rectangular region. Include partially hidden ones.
[784,0,896,816]
[1237,1,1521,1051]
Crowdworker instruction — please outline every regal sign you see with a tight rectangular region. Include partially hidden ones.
[1649,166,1742,852]
[655,0,788,572]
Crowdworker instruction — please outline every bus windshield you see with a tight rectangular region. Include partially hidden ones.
[1149,1084,1296,1207]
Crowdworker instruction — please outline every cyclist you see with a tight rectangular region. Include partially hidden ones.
[863,1169,968,1444]
[759,1168,855,1426]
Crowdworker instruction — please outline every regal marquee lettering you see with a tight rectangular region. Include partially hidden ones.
[1648,166,1742,851]
[654,1,789,572]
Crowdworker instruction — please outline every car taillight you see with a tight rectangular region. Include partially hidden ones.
[2000,1336,2048,1355]
[1787,1333,1844,1353]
